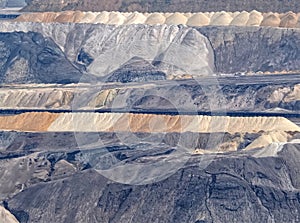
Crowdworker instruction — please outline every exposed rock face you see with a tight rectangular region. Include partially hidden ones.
[0,129,293,195]
[3,142,300,223]
[0,31,82,84]
[22,0,300,13]
[0,76,299,113]
[0,26,299,112]
[0,26,298,223]
[106,57,166,83]
[0,4,299,223]
[1,23,300,78]
[0,23,215,79]
[198,26,300,73]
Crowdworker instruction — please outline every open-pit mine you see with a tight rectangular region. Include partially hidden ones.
[0,1,299,223]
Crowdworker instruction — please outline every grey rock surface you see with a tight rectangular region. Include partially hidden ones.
[0,23,215,78]
[0,31,82,84]
[2,138,299,223]
[106,57,166,83]
[1,23,300,78]
[0,9,299,223]
[0,74,298,113]
[199,26,300,74]
[0,130,289,202]
[0,25,298,113]
[5,0,26,7]
[69,76,300,113]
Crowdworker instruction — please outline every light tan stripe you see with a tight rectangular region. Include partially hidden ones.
[14,11,300,28]
[48,113,300,133]
[0,112,299,133]
[0,112,59,131]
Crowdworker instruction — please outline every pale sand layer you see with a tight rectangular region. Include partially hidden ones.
[49,113,300,133]
[261,14,281,27]
[284,84,300,102]
[0,112,59,131]
[230,11,249,26]
[245,131,289,150]
[0,112,298,133]
[0,206,19,223]
[15,10,300,28]
[268,84,300,103]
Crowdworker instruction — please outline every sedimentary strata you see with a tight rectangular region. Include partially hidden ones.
[0,77,299,112]
[0,112,298,133]
[0,4,299,223]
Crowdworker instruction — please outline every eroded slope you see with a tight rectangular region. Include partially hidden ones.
[3,143,300,223]
[1,23,300,77]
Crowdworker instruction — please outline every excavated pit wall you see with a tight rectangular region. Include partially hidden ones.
[1,22,300,77]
